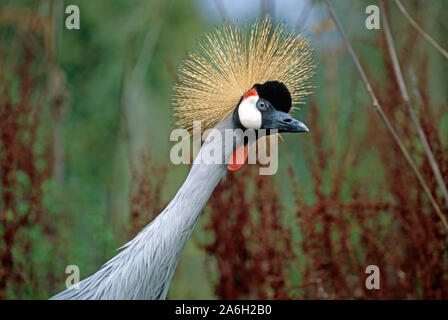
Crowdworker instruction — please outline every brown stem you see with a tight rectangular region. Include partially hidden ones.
[394,0,448,59]
[379,0,448,207]
[324,0,448,232]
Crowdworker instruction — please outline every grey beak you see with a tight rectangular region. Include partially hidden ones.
[262,109,309,133]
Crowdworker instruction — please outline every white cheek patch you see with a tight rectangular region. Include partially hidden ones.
[238,95,262,129]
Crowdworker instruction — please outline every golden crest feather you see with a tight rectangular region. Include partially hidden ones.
[173,19,314,133]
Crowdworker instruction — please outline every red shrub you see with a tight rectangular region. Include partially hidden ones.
[0,35,53,298]
[202,166,294,299]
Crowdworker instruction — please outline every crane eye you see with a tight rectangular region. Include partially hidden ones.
[256,99,268,111]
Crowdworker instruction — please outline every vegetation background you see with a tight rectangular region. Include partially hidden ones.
[0,0,447,299]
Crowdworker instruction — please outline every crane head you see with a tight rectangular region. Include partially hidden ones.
[173,19,315,172]
[235,81,309,134]
[173,19,315,136]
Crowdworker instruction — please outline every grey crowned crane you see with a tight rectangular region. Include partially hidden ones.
[52,19,314,300]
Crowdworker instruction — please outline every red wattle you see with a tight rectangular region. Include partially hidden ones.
[227,145,249,171]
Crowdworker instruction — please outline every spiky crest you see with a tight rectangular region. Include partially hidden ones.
[173,19,314,134]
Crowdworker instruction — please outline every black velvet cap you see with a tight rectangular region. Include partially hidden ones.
[253,81,292,113]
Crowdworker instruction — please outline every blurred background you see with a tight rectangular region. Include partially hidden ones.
[0,0,447,299]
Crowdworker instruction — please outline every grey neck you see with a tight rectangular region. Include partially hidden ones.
[51,115,241,300]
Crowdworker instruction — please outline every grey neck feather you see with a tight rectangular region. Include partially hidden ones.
[51,115,240,300]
